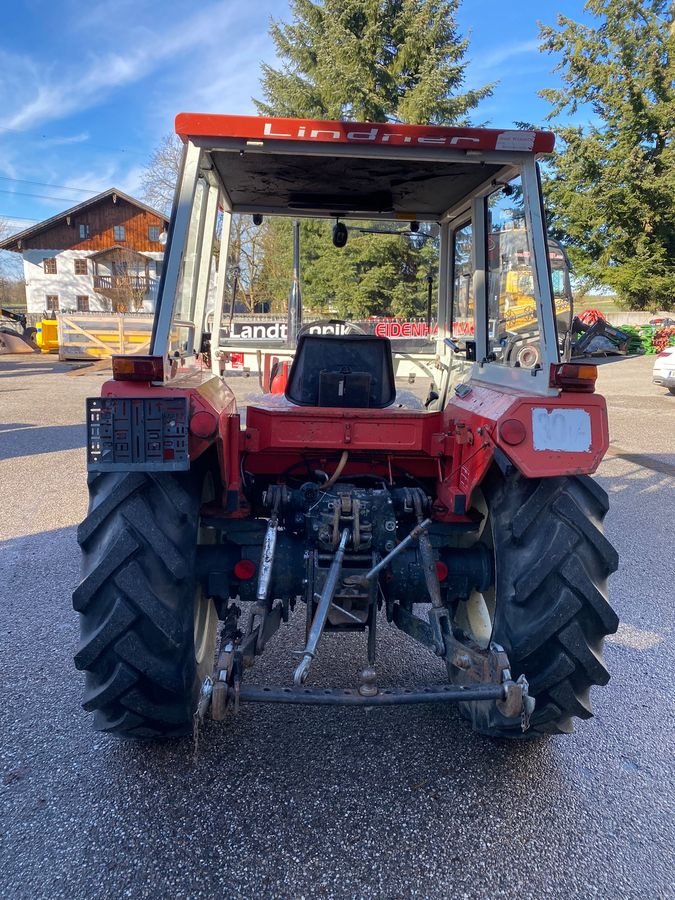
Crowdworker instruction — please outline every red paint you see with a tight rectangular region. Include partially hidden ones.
[175,113,555,155]
[99,363,607,523]
[270,361,289,394]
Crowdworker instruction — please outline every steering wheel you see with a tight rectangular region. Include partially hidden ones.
[296,318,366,340]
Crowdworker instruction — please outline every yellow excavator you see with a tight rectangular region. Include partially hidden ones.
[489,234,572,367]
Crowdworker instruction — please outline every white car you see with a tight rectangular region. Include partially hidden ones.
[653,346,675,394]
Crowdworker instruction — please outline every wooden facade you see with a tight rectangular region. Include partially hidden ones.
[1,190,169,254]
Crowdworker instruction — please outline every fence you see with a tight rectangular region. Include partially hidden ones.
[57,313,153,360]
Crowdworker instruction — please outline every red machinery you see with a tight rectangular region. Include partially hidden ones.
[74,114,618,740]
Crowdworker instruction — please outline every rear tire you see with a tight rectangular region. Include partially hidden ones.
[449,471,619,738]
[73,469,218,739]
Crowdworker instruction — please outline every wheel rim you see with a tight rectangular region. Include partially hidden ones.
[451,488,496,650]
[455,590,494,649]
[194,590,219,680]
[517,343,540,368]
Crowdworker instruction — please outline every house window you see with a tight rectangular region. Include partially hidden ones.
[113,225,125,241]
[154,259,163,277]
[148,225,160,242]
[76,295,90,312]
[46,295,59,311]
[43,257,57,274]
[74,259,88,275]
[79,223,91,239]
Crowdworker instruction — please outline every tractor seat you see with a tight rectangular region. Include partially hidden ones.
[284,333,396,408]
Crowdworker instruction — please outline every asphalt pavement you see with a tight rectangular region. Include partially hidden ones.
[0,353,673,899]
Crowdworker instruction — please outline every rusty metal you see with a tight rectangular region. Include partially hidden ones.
[211,680,228,720]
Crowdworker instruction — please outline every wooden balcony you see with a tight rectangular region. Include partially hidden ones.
[93,275,154,292]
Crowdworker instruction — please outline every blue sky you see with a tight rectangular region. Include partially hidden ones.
[0,0,597,234]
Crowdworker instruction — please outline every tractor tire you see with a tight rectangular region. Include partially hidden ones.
[449,471,619,738]
[73,469,219,739]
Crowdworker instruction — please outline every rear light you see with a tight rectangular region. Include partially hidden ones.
[189,411,218,439]
[112,355,164,382]
[436,561,449,582]
[498,418,527,446]
[233,559,257,580]
[549,363,597,393]
[656,351,673,358]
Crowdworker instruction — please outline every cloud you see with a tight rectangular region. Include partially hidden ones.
[39,132,90,148]
[0,1,245,132]
[478,39,541,70]
[465,38,543,88]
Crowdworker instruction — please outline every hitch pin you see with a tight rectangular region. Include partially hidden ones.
[357,518,432,585]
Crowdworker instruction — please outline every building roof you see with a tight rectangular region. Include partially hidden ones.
[0,188,168,252]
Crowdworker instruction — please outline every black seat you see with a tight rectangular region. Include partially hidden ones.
[284,334,396,408]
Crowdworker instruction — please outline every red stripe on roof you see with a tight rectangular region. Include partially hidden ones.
[175,113,555,154]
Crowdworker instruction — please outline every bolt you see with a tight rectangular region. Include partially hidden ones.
[453,653,472,670]
[384,541,395,552]
[384,520,396,532]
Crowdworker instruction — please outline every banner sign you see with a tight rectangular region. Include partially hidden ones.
[220,318,438,343]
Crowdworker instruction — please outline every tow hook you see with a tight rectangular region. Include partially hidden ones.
[498,671,533,732]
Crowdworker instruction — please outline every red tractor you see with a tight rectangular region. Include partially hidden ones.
[74,114,618,740]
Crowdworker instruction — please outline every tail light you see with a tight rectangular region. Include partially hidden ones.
[436,561,448,582]
[549,363,597,393]
[112,355,164,382]
[233,559,257,580]
[656,351,673,358]
[498,418,527,446]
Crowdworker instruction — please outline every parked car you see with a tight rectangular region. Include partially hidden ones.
[653,346,675,394]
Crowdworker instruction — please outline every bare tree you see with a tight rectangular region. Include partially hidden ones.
[140,134,183,215]
[0,218,26,309]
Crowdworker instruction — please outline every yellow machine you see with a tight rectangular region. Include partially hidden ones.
[34,317,59,353]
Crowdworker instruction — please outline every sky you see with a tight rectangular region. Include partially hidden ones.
[0,0,598,235]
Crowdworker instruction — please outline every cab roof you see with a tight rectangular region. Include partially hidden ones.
[175,113,555,221]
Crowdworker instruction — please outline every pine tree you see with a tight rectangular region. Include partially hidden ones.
[253,0,489,316]
[255,0,491,124]
[539,0,675,310]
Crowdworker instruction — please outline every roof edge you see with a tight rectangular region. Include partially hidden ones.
[0,188,169,251]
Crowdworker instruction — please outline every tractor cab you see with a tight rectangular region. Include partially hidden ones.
[149,114,568,398]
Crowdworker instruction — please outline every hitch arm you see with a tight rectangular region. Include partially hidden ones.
[293,528,349,685]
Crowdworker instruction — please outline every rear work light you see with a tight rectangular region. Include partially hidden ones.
[112,355,164,382]
[549,363,597,393]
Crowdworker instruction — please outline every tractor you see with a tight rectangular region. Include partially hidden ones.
[73,113,618,740]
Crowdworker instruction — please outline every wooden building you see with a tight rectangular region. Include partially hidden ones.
[0,189,170,314]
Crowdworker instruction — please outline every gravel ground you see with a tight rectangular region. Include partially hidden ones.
[0,353,673,900]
